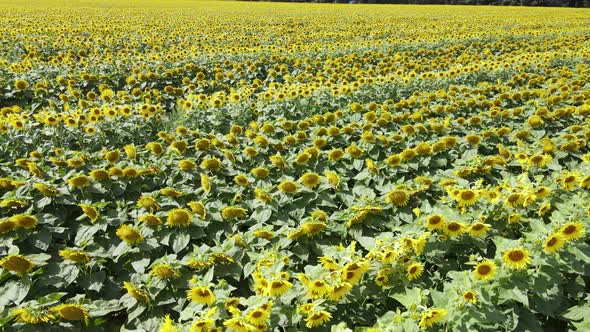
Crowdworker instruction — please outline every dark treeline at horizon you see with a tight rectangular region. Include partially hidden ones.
[243,0,590,7]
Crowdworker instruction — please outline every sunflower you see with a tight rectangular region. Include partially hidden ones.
[406,262,424,281]
[345,144,364,159]
[328,282,352,301]
[187,201,206,219]
[139,214,162,227]
[234,174,249,187]
[178,159,197,171]
[299,172,321,189]
[463,290,477,304]
[160,314,179,332]
[122,281,150,303]
[305,310,332,328]
[528,154,551,167]
[67,175,90,188]
[425,214,446,230]
[543,233,565,254]
[502,248,532,270]
[302,221,326,236]
[200,173,211,193]
[88,168,110,181]
[150,263,179,279]
[137,196,159,211]
[12,307,55,324]
[473,260,497,281]
[167,208,193,227]
[468,222,491,237]
[442,221,465,237]
[221,206,248,220]
[9,214,37,229]
[0,219,16,234]
[79,204,99,222]
[559,222,585,241]
[249,167,269,179]
[504,192,524,208]
[201,158,221,172]
[386,154,402,166]
[33,183,58,196]
[268,279,292,296]
[327,148,345,162]
[385,189,410,207]
[580,175,590,189]
[59,249,90,264]
[324,170,340,188]
[418,308,447,330]
[278,180,298,193]
[455,189,478,206]
[254,188,273,204]
[187,286,216,305]
[245,307,270,326]
[51,304,89,326]
[15,79,29,90]
[116,224,144,245]
[0,254,34,276]
[308,279,330,298]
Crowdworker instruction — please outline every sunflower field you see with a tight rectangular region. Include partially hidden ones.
[1,1,590,331]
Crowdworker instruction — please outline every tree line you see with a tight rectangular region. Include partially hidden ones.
[255,0,590,7]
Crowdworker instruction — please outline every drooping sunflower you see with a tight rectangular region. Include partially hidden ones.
[200,173,211,193]
[51,304,89,326]
[324,170,340,188]
[502,248,532,270]
[305,310,332,328]
[221,206,248,220]
[79,204,99,222]
[0,254,34,276]
[10,214,37,229]
[302,221,326,236]
[251,167,269,179]
[473,260,497,281]
[406,262,424,281]
[385,189,410,207]
[178,159,197,171]
[139,214,162,227]
[33,183,58,196]
[327,148,345,162]
[188,201,206,219]
[67,175,90,188]
[418,308,447,330]
[278,180,298,193]
[116,224,144,245]
[12,307,55,324]
[201,158,222,172]
[150,263,179,279]
[559,222,585,241]
[59,249,90,264]
[167,208,193,227]
[123,281,150,303]
[299,172,322,189]
[187,286,216,305]
[234,174,250,187]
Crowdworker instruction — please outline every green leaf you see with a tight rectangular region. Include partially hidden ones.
[172,232,190,253]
